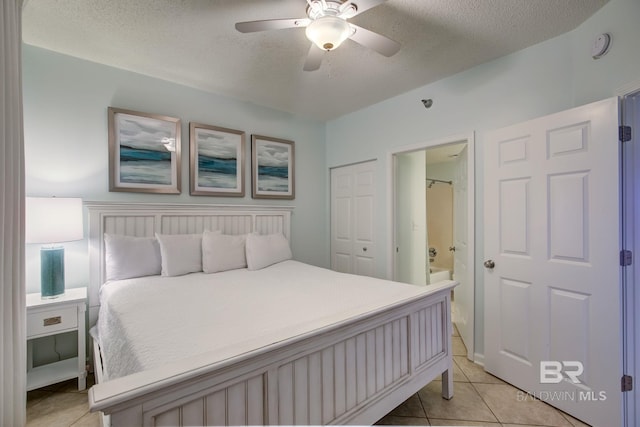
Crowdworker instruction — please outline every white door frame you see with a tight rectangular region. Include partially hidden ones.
[618,80,640,427]
[387,132,475,359]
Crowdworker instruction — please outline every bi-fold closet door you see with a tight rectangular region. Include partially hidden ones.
[330,160,377,277]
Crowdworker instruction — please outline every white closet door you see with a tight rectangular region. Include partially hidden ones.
[484,97,621,426]
[331,161,377,276]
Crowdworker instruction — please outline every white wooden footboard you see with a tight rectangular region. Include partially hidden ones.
[86,203,456,426]
[89,281,455,426]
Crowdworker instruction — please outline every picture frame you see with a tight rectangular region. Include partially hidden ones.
[251,135,295,200]
[108,107,181,194]
[189,123,245,197]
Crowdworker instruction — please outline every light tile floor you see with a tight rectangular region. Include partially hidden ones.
[375,327,591,427]
[26,327,592,427]
[27,374,100,427]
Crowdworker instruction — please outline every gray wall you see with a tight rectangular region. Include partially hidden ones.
[325,0,640,358]
[23,0,640,363]
[23,46,329,295]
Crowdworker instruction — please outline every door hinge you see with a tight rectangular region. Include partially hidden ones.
[619,125,632,143]
[622,374,633,392]
[620,250,633,266]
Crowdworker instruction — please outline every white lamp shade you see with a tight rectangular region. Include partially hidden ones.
[305,16,352,51]
[26,197,84,244]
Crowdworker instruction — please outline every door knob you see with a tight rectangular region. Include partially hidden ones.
[484,259,495,269]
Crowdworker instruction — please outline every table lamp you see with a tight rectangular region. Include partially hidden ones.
[26,197,83,299]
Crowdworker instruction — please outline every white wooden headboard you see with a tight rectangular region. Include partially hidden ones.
[85,202,293,326]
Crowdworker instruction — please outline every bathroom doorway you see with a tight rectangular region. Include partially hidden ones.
[425,148,457,285]
[391,134,475,359]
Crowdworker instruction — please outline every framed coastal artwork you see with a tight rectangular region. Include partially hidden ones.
[108,107,181,194]
[251,135,295,200]
[189,123,245,197]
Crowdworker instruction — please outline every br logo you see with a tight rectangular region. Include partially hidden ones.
[540,361,584,384]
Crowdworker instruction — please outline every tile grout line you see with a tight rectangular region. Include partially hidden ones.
[468,381,505,426]
[422,332,503,426]
[415,383,431,425]
[469,381,577,427]
[452,356,471,383]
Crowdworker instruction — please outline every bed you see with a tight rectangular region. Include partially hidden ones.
[86,202,456,426]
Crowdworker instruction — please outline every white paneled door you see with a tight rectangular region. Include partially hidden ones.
[484,97,621,426]
[331,161,377,276]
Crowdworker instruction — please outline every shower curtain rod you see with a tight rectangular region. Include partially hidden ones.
[426,178,452,185]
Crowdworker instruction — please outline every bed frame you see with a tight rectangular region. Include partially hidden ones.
[85,202,455,426]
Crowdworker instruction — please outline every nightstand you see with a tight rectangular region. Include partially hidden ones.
[26,287,87,391]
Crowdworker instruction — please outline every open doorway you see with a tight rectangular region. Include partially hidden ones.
[390,134,475,360]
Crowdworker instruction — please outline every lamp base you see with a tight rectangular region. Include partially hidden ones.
[41,246,65,299]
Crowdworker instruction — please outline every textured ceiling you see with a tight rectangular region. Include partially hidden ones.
[22,0,608,121]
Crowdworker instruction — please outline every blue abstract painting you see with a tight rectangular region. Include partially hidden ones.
[252,136,294,199]
[192,125,244,196]
[115,112,178,186]
[196,129,239,189]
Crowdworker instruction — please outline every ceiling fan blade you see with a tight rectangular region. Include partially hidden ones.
[235,18,310,33]
[341,0,386,17]
[303,44,325,71]
[348,24,400,57]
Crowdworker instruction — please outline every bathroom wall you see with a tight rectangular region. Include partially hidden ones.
[426,182,453,271]
[395,150,427,285]
[426,161,455,271]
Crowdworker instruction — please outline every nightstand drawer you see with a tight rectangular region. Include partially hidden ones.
[27,307,78,338]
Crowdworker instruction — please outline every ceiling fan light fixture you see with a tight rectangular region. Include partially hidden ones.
[305,15,352,51]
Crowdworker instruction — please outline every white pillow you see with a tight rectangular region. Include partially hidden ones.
[245,233,292,271]
[155,233,203,277]
[104,234,161,281]
[202,231,247,273]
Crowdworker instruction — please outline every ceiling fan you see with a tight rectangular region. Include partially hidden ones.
[235,0,400,71]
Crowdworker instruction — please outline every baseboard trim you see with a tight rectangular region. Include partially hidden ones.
[473,352,485,367]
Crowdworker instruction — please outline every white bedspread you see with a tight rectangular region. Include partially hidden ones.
[96,260,436,381]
